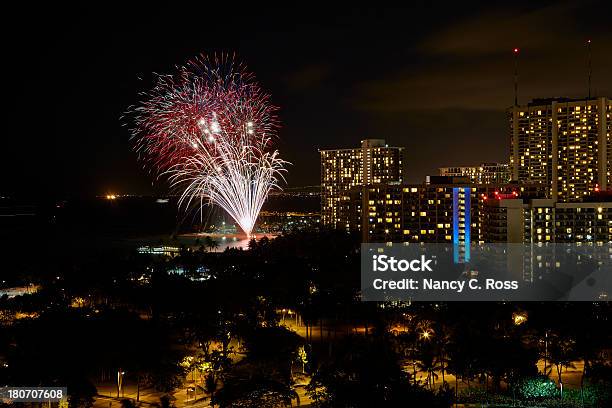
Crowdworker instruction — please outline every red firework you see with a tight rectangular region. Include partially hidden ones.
[127,54,286,235]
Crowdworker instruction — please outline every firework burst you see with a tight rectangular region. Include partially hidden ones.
[128,54,287,236]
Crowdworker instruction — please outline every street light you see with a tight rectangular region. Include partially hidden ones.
[420,328,434,340]
[117,369,125,398]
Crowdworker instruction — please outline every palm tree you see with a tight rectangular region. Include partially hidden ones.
[209,238,219,252]
[432,325,452,385]
[214,376,299,408]
[548,334,577,399]
[203,371,219,408]
[202,236,219,252]
[415,346,442,390]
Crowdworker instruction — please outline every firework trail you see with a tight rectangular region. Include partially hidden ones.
[128,54,287,236]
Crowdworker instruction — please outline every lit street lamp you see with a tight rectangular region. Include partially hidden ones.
[117,369,125,398]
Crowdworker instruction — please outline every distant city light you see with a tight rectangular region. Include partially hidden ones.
[513,311,528,325]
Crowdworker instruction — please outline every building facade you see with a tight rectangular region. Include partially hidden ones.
[320,139,403,229]
[439,163,510,184]
[479,195,612,244]
[479,195,612,282]
[509,97,612,201]
[344,177,610,277]
[344,178,545,244]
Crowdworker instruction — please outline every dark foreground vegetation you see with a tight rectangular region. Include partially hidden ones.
[1,228,611,407]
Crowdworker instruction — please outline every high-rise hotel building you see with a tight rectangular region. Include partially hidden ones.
[343,177,546,244]
[510,97,612,201]
[439,163,510,184]
[480,194,612,244]
[479,193,612,282]
[320,139,403,229]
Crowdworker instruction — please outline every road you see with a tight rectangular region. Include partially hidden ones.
[92,316,586,407]
[94,382,312,408]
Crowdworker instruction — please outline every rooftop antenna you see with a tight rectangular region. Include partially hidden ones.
[587,39,592,99]
[513,48,520,106]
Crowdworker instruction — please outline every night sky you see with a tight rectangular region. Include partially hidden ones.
[3,2,612,198]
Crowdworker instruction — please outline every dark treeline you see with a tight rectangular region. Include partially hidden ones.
[1,228,611,407]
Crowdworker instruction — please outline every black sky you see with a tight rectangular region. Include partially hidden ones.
[3,2,612,198]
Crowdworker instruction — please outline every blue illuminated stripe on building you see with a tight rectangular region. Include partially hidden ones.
[452,187,471,263]
[453,188,459,263]
[464,188,471,262]
[452,188,459,245]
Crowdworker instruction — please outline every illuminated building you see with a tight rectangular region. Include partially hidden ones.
[137,246,181,256]
[439,163,510,184]
[554,203,612,242]
[479,194,612,282]
[257,211,320,233]
[347,177,545,245]
[479,195,612,244]
[478,195,527,243]
[320,139,403,229]
[509,97,612,201]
